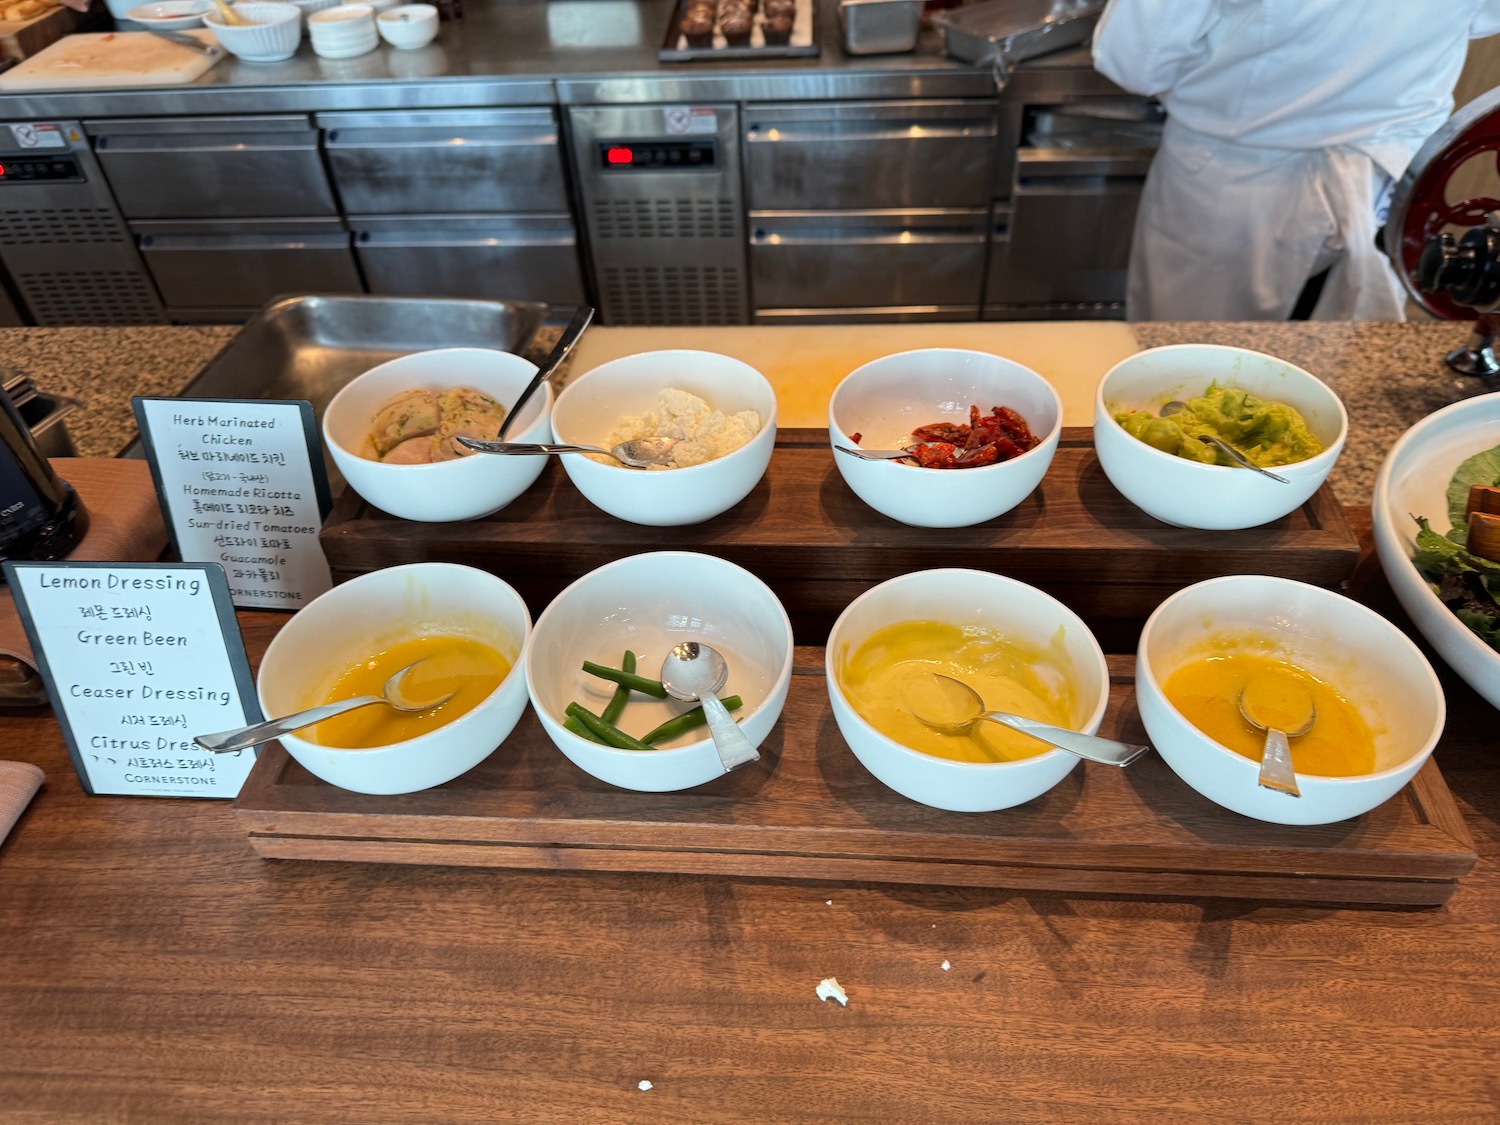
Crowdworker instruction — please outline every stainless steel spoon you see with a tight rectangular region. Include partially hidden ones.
[193,658,454,755]
[906,674,1150,767]
[1158,400,1292,484]
[659,642,759,774]
[834,444,917,462]
[494,304,593,440]
[1238,670,1315,798]
[456,435,679,468]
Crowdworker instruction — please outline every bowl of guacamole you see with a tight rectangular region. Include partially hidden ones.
[1093,344,1348,530]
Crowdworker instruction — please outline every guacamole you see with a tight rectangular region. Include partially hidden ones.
[1112,385,1323,467]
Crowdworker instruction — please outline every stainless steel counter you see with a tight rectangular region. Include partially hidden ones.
[0,0,1115,117]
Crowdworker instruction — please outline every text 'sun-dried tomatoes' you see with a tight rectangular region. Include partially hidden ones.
[897,405,1039,469]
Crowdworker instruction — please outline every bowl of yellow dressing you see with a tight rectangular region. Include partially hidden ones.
[826,569,1110,812]
[257,563,532,794]
[1137,575,1444,824]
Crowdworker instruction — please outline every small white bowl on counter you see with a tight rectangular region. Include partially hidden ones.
[322,346,553,523]
[125,0,213,29]
[256,563,533,796]
[1093,344,1347,530]
[202,0,301,61]
[828,347,1063,528]
[1136,575,1444,825]
[825,568,1111,813]
[377,2,438,47]
[308,2,377,55]
[526,551,794,793]
[549,349,777,527]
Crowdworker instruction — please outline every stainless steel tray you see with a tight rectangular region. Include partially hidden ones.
[932,0,1102,77]
[122,294,547,484]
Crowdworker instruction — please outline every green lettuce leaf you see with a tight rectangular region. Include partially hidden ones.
[1411,517,1500,579]
[1456,608,1500,653]
[1446,443,1500,538]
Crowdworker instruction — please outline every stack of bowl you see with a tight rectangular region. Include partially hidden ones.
[307,2,377,55]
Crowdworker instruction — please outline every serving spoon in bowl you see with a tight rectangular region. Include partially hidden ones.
[493,304,593,441]
[659,641,760,774]
[456,435,679,468]
[193,658,454,755]
[1238,668,1315,798]
[906,674,1150,767]
[1157,401,1292,484]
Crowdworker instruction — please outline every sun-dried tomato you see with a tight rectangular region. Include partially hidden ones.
[895,404,1038,469]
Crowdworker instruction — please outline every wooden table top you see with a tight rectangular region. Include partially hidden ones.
[2,512,1498,1124]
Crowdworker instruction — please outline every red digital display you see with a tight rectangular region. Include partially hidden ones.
[605,146,635,166]
[0,164,6,178]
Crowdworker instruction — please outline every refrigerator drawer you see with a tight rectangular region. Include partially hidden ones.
[352,216,586,307]
[138,229,362,310]
[744,100,998,211]
[88,116,337,220]
[749,210,988,310]
[319,109,571,216]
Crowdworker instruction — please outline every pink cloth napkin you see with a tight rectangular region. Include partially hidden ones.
[0,761,42,846]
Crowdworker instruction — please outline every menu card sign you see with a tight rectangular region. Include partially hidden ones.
[133,397,333,610]
[4,561,261,798]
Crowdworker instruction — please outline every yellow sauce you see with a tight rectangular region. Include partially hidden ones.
[836,620,1082,763]
[305,635,512,749]
[1161,652,1375,777]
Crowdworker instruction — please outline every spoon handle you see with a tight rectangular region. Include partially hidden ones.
[194,695,384,754]
[496,305,593,440]
[457,439,606,458]
[701,690,760,773]
[981,711,1150,767]
[1256,728,1302,797]
[1200,436,1292,484]
[834,445,914,462]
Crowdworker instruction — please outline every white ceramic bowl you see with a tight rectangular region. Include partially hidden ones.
[526,552,794,792]
[308,1,375,50]
[257,563,533,795]
[125,0,213,28]
[550,350,778,527]
[1094,344,1347,530]
[202,0,301,61]
[377,2,438,46]
[1373,393,1500,711]
[828,348,1063,528]
[322,347,552,523]
[825,568,1110,812]
[1137,575,1444,825]
[347,0,400,11]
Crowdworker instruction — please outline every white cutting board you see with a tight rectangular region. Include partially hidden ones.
[564,322,1144,429]
[0,29,221,89]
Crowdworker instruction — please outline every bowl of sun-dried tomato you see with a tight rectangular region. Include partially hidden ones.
[828,348,1062,528]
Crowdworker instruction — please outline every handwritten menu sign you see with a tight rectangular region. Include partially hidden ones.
[133,398,333,611]
[4,561,261,798]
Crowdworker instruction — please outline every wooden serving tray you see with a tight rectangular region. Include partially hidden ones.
[319,428,1361,647]
[232,653,1476,907]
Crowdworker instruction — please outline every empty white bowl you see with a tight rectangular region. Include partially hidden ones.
[125,0,212,28]
[1373,393,1500,712]
[1137,575,1444,825]
[1094,344,1347,530]
[257,563,533,795]
[202,0,301,60]
[550,350,778,527]
[377,2,438,46]
[826,568,1110,813]
[829,348,1063,528]
[322,347,552,523]
[526,551,794,792]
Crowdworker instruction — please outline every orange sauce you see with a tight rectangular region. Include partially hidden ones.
[305,635,511,749]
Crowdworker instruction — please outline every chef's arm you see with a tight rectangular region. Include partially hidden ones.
[1092,0,1220,98]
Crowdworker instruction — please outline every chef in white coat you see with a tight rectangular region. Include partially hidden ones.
[1093,0,1500,322]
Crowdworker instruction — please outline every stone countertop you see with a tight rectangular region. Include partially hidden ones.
[0,319,1481,507]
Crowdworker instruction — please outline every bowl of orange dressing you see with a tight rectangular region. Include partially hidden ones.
[836,620,1080,764]
[304,635,513,749]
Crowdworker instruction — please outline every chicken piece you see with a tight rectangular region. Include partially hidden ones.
[369,389,440,457]
[433,387,508,458]
[381,436,437,464]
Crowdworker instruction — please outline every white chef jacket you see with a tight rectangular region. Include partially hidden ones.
[1093,0,1500,321]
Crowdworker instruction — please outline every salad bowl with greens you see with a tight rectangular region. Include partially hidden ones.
[1373,394,1500,711]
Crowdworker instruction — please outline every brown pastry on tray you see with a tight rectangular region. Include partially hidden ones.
[762,0,795,17]
[761,10,793,43]
[680,6,715,46]
[719,6,752,45]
